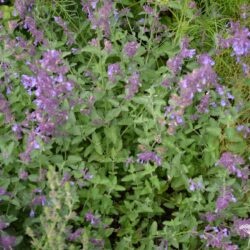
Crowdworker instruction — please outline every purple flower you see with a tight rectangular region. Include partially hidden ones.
[104,39,112,53]
[215,187,236,212]
[89,38,99,47]
[216,152,247,179]
[189,1,197,9]
[0,187,7,196]
[188,179,203,191]
[202,212,218,222]
[124,41,139,57]
[200,225,236,249]
[8,20,18,31]
[80,169,93,180]
[90,238,105,247]
[242,63,249,75]
[39,50,68,74]
[218,21,250,59]
[236,125,250,138]
[21,75,36,89]
[68,228,84,241]
[176,115,183,124]
[61,172,71,186]
[29,209,35,217]
[0,235,16,249]
[107,63,121,83]
[83,0,113,36]
[220,99,227,107]
[85,212,100,226]
[54,16,75,45]
[125,72,141,99]
[19,170,29,180]
[0,220,8,230]
[181,48,196,58]
[197,92,210,113]
[143,5,154,15]
[198,54,215,66]
[0,94,13,123]
[32,195,46,206]
[19,49,75,162]
[227,92,234,100]
[137,151,162,166]
[14,0,34,19]
[167,56,183,75]
[237,125,244,131]
[125,157,134,167]
[233,218,250,238]
[24,16,47,45]
[216,85,224,95]
[222,243,239,250]
[33,188,42,194]
[161,78,172,87]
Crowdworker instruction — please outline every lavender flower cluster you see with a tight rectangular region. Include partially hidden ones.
[188,178,203,191]
[0,213,16,249]
[233,218,250,238]
[24,16,47,46]
[85,211,100,226]
[14,0,34,19]
[218,21,250,74]
[68,228,84,241]
[54,16,75,46]
[125,72,141,100]
[137,151,162,166]
[166,38,196,76]
[124,41,140,57]
[81,0,113,37]
[216,152,249,179]
[200,225,238,250]
[107,63,121,83]
[215,187,237,212]
[0,93,13,123]
[200,216,250,249]
[237,125,250,138]
[0,235,16,250]
[18,50,74,162]
[164,50,218,134]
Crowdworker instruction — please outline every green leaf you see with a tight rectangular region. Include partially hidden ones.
[150,221,158,236]
[92,132,103,155]
[67,155,82,164]
[150,176,161,190]
[114,185,126,191]
[84,145,94,157]
[225,127,242,142]
[105,108,122,122]
[104,126,118,145]
[121,174,136,182]
[206,126,221,137]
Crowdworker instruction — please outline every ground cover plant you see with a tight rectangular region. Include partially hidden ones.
[0,0,249,249]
